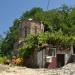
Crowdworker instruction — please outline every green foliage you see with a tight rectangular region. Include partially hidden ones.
[19,48,32,58]
[0,56,5,64]
[1,5,75,57]
[0,36,4,55]
[38,32,49,44]
[18,31,75,58]
[19,34,38,57]
[25,34,38,48]
[20,7,44,21]
[1,19,20,55]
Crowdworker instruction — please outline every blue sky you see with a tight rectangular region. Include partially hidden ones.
[0,0,75,37]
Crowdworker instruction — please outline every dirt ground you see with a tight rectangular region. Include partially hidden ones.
[0,63,75,75]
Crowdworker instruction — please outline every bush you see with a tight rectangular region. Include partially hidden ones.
[15,57,23,65]
[0,56,5,64]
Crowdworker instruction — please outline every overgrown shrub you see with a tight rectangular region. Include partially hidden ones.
[0,56,5,64]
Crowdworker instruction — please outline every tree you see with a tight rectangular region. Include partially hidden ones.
[2,5,75,57]
[0,35,3,52]
[20,7,44,21]
[1,19,20,56]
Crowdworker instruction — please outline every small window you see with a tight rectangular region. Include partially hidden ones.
[48,48,56,56]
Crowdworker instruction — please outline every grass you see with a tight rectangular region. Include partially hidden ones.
[0,56,5,64]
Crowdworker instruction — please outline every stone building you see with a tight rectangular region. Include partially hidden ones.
[13,19,75,69]
[13,19,44,56]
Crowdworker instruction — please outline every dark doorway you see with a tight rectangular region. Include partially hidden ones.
[56,54,65,68]
[45,62,50,68]
[73,46,75,54]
